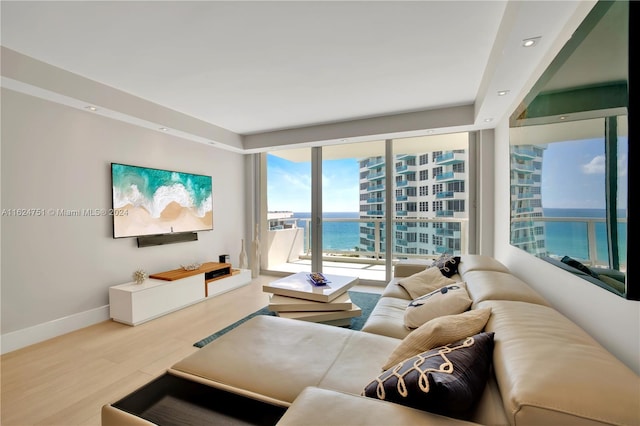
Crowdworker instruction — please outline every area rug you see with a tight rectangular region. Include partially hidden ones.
[194,290,381,348]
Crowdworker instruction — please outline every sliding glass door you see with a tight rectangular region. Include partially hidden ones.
[321,141,387,281]
[264,147,311,273]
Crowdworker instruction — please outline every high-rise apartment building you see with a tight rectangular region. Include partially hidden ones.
[358,149,468,258]
[509,144,548,257]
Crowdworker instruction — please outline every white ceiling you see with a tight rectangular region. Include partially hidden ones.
[0,1,596,152]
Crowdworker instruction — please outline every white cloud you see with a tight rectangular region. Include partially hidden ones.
[581,155,605,174]
[277,169,311,190]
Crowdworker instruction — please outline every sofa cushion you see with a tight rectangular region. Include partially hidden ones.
[404,282,472,330]
[383,308,492,370]
[394,259,432,278]
[363,332,495,419]
[463,270,549,306]
[279,387,482,426]
[381,278,413,299]
[171,315,400,405]
[361,296,413,339]
[397,266,457,299]
[598,274,626,293]
[477,300,640,426]
[458,255,510,276]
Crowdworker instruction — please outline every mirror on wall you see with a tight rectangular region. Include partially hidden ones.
[509,0,633,299]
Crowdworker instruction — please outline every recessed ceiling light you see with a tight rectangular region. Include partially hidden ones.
[159,127,169,131]
[484,118,493,123]
[497,90,510,96]
[559,115,568,120]
[85,106,98,111]
[522,37,541,47]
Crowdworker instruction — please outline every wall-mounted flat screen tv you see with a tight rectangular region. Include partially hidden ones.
[111,163,213,238]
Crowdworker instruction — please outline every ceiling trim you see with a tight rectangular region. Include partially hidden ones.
[1,45,484,153]
[1,46,244,151]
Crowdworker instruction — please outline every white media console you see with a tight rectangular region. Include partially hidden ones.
[109,262,251,326]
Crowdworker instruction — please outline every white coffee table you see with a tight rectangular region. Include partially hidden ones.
[262,272,359,303]
[263,272,361,325]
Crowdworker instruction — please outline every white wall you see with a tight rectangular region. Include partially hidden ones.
[1,88,247,352]
[493,119,640,374]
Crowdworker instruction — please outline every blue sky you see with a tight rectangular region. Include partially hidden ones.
[267,155,359,212]
[541,138,628,210]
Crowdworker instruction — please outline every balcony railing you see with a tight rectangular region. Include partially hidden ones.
[265,216,469,281]
[511,162,534,172]
[435,191,454,199]
[511,147,537,158]
[265,214,624,282]
[434,152,464,165]
[366,184,384,192]
[510,216,627,270]
[513,178,534,185]
[367,198,385,204]
[367,159,385,169]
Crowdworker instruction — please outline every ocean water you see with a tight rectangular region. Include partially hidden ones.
[543,208,627,262]
[292,210,627,265]
[293,212,360,250]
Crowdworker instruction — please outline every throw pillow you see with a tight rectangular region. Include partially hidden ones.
[404,282,472,330]
[397,266,457,299]
[561,255,599,278]
[363,332,495,419]
[433,255,461,278]
[431,252,453,267]
[598,274,626,293]
[383,308,491,370]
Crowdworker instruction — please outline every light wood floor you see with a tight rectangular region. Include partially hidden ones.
[0,275,382,426]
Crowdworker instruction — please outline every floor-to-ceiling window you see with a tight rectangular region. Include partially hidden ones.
[263,147,311,273]
[322,141,387,280]
[262,132,473,283]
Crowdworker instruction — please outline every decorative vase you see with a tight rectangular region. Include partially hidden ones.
[239,239,248,269]
[251,224,260,278]
[133,269,148,284]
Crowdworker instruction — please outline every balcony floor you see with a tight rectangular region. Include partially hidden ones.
[268,259,388,284]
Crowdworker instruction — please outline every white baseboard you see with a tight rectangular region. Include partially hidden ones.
[1,305,110,355]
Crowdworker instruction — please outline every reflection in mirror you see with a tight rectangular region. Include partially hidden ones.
[508,0,633,299]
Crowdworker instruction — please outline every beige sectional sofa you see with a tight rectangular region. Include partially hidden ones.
[103,255,640,425]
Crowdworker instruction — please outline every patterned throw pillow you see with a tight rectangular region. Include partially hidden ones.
[397,266,457,299]
[363,332,495,419]
[404,282,472,329]
[432,254,461,278]
[383,308,491,370]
